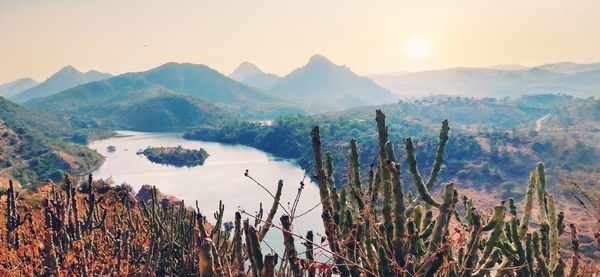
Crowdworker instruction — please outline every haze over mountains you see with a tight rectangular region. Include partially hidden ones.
[2,56,598,135]
[0,78,39,98]
[370,61,600,98]
[266,55,398,108]
[25,63,245,132]
[228,61,280,89]
[228,55,398,111]
[9,65,112,103]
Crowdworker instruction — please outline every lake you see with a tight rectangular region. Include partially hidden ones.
[89,131,324,256]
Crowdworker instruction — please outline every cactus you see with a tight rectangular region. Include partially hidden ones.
[0,109,589,276]
[311,126,350,276]
[305,230,316,277]
[244,219,263,276]
[280,215,301,276]
[258,180,283,241]
[568,224,579,277]
[5,180,28,249]
[348,139,365,211]
[404,119,450,210]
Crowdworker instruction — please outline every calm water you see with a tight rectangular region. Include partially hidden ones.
[89,131,324,256]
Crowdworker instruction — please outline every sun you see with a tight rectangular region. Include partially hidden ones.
[405,38,432,59]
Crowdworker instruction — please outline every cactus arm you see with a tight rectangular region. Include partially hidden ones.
[413,205,423,231]
[546,195,560,270]
[533,232,551,277]
[258,180,283,241]
[375,109,389,163]
[461,208,482,277]
[508,215,527,273]
[370,171,381,217]
[405,137,441,208]
[419,219,436,239]
[418,183,455,275]
[519,170,537,239]
[478,206,506,267]
[425,119,450,189]
[472,248,502,277]
[305,231,316,277]
[377,245,392,277]
[280,215,302,277]
[311,127,334,215]
[525,233,536,277]
[568,224,579,277]
[231,212,244,272]
[326,152,340,214]
[348,139,365,211]
[535,163,549,227]
[262,254,278,277]
[385,141,407,266]
[481,205,505,232]
[390,161,406,266]
[243,219,260,276]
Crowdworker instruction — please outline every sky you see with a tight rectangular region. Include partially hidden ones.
[1,0,600,83]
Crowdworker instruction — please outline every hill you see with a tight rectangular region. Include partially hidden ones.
[267,55,398,111]
[537,61,600,74]
[229,62,280,89]
[370,62,600,98]
[185,94,600,198]
[27,62,308,119]
[0,97,103,185]
[10,65,112,103]
[0,78,38,98]
[26,78,235,132]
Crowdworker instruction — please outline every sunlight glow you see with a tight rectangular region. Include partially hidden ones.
[405,38,432,59]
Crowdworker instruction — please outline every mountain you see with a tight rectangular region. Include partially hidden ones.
[229,62,280,89]
[267,55,398,111]
[134,62,276,106]
[0,97,103,184]
[488,64,529,70]
[25,73,235,132]
[370,64,600,98]
[10,65,112,103]
[27,62,311,119]
[536,61,600,74]
[0,78,39,98]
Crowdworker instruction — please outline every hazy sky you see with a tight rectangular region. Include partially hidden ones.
[1,0,600,83]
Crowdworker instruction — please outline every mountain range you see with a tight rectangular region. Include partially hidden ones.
[25,56,400,125]
[0,78,39,98]
[9,65,112,103]
[229,55,398,111]
[25,63,245,132]
[267,55,398,109]
[0,97,103,184]
[228,61,280,89]
[370,62,600,98]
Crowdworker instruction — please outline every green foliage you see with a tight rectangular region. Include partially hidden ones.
[140,146,209,167]
[0,110,588,276]
[0,97,104,185]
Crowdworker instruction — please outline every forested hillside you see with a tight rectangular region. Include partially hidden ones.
[185,94,600,200]
[0,110,597,275]
[0,97,103,185]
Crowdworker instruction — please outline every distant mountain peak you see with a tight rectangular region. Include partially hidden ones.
[9,65,111,103]
[229,62,265,79]
[238,61,263,72]
[307,54,335,66]
[228,62,280,89]
[58,65,79,73]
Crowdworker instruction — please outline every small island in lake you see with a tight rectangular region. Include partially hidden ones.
[138,146,209,167]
